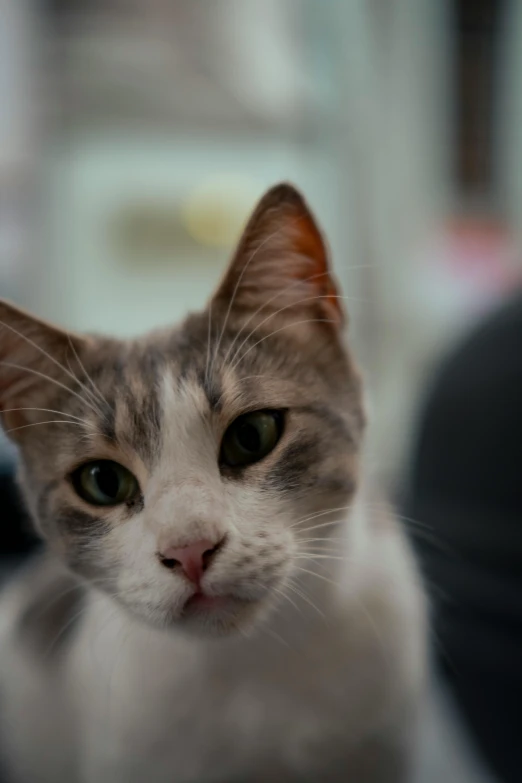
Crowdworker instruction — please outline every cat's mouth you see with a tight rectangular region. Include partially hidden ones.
[183,592,230,612]
[178,589,262,635]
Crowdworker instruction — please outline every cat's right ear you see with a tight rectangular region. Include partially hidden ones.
[210,183,345,331]
[0,299,88,433]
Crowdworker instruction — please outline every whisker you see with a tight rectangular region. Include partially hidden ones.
[43,595,116,661]
[357,500,434,531]
[286,578,327,620]
[229,318,337,375]
[296,546,350,555]
[0,361,104,419]
[0,320,105,418]
[292,565,339,588]
[297,537,347,544]
[204,301,213,388]
[226,293,368,372]
[289,506,352,529]
[271,584,302,616]
[220,261,378,373]
[293,563,390,667]
[261,625,292,648]
[1,407,93,426]
[220,270,332,371]
[65,356,104,416]
[209,221,299,383]
[29,576,117,619]
[66,335,109,411]
[293,500,453,559]
[357,501,455,556]
[298,518,348,535]
[293,554,355,563]
[6,420,94,435]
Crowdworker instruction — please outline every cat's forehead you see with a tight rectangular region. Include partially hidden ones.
[23,307,355,481]
[67,312,317,459]
[90,310,327,411]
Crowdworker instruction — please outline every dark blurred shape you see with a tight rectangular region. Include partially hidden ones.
[453,0,505,201]
[404,292,522,783]
[0,463,38,563]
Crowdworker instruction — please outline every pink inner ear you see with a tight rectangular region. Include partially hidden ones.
[211,183,345,329]
[292,215,327,271]
[291,214,343,325]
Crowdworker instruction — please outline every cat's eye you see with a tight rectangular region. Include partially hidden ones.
[220,410,283,468]
[71,460,139,506]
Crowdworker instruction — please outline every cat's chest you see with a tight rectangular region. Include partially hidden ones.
[91,627,337,729]
[71,612,348,782]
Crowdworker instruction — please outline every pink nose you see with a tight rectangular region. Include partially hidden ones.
[159,538,222,585]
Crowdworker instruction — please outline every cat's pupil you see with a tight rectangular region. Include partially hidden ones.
[237,422,261,453]
[93,465,119,499]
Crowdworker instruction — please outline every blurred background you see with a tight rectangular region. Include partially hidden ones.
[1,1,521,782]
[2,0,521,487]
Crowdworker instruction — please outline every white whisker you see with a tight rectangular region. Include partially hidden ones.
[204,301,213,388]
[261,625,292,648]
[229,318,337,374]
[221,261,377,374]
[226,293,367,372]
[294,554,354,562]
[209,221,298,383]
[292,565,339,588]
[0,320,105,418]
[67,335,109,411]
[286,578,327,620]
[6,420,94,435]
[220,270,330,370]
[298,519,348,535]
[271,585,302,616]
[289,506,352,529]
[1,406,92,426]
[298,537,347,545]
[0,361,104,419]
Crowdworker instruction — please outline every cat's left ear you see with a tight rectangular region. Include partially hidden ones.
[211,183,344,330]
[0,300,89,434]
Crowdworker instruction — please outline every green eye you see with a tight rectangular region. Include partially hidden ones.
[71,460,139,506]
[220,410,284,468]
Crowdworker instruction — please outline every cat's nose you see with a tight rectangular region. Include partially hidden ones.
[158,538,224,584]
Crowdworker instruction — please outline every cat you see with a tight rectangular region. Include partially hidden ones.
[0,183,426,782]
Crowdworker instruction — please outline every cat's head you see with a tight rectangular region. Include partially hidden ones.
[0,184,365,637]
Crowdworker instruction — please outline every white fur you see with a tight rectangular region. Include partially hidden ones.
[0,484,425,783]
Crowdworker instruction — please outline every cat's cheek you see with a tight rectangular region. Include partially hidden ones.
[104,516,191,611]
[43,505,114,579]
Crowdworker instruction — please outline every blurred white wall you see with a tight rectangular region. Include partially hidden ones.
[41,134,337,336]
[26,0,453,488]
[333,0,451,484]
[0,0,39,303]
[0,0,475,488]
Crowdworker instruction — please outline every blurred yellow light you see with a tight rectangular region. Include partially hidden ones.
[182,176,258,249]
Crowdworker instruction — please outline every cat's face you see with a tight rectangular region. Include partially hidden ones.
[0,184,365,636]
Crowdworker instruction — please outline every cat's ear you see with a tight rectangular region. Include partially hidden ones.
[211,183,344,329]
[0,300,88,432]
